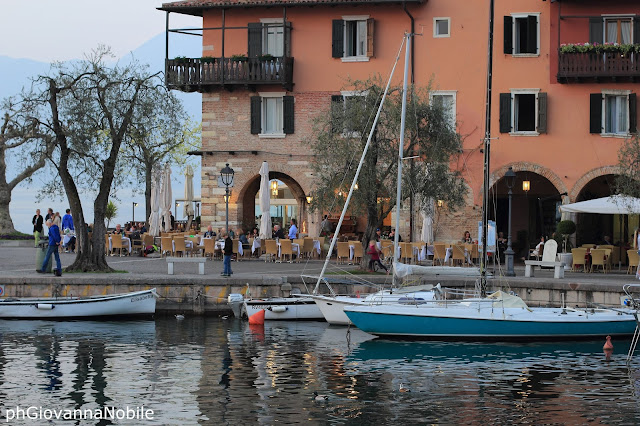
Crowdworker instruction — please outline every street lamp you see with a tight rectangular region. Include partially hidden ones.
[132,202,138,224]
[220,163,235,234]
[504,167,517,277]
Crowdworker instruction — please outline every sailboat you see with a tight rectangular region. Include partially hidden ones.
[342,6,639,339]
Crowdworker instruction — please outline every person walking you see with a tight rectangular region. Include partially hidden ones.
[222,233,233,277]
[37,218,62,276]
[32,209,43,247]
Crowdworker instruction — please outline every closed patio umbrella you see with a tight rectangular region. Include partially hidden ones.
[258,161,272,240]
[420,198,434,244]
[148,169,161,236]
[160,163,173,232]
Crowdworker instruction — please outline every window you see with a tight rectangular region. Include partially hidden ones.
[499,90,547,135]
[264,23,284,57]
[503,14,539,55]
[250,93,294,137]
[589,16,637,45]
[430,91,457,129]
[248,20,291,58]
[590,91,637,136]
[433,18,450,38]
[331,91,368,136]
[332,16,374,61]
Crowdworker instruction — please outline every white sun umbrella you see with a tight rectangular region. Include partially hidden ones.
[183,165,194,218]
[420,198,434,244]
[258,161,272,239]
[148,169,161,236]
[160,163,173,232]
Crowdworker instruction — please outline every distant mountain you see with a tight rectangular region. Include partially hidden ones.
[0,33,202,120]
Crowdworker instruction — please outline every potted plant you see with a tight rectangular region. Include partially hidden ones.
[200,56,215,63]
[230,54,248,62]
[259,54,274,62]
[556,220,576,253]
[173,56,189,63]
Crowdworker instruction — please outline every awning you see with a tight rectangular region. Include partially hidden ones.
[559,195,640,215]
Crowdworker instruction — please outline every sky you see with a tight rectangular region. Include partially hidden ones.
[1,1,202,234]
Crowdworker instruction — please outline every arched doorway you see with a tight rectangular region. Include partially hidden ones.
[574,174,631,245]
[240,172,308,234]
[490,171,561,259]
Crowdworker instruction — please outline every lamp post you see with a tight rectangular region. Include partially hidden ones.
[504,167,516,277]
[132,202,138,224]
[220,163,235,235]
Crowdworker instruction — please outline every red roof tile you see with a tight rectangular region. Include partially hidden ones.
[160,0,424,15]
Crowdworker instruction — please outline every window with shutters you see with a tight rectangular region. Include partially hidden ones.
[260,18,285,57]
[430,91,457,129]
[251,93,294,138]
[433,18,451,38]
[499,89,547,135]
[592,90,635,136]
[332,16,374,62]
[504,13,540,56]
[331,91,368,137]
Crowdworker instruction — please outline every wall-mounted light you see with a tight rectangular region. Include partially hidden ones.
[306,196,313,204]
[522,180,530,193]
[271,180,278,196]
[437,200,444,207]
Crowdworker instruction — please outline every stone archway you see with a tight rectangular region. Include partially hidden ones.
[489,162,567,196]
[569,165,621,201]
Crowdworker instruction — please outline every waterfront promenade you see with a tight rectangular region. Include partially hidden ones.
[1,243,638,314]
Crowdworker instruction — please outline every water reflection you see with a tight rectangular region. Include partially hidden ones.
[0,319,638,424]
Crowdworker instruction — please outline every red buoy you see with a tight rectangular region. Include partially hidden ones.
[603,335,614,351]
[249,309,265,325]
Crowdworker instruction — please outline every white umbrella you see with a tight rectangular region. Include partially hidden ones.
[258,161,272,240]
[148,169,161,236]
[160,163,173,232]
[559,195,640,215]
[183,165,194,218]
[420,198,434,244]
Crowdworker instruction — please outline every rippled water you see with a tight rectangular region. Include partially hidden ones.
[1,318,640,424]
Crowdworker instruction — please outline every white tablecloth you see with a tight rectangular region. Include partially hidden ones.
[108,236,131,253]
[252,239,261,254]
[420,245,434,260]
[444,247,471,264]
[214,240,243,255]
[62,234,76,247]
[276,241,300,258]
[172,240,194,252]
[313,240,321,255]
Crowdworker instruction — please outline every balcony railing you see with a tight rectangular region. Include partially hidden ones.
[558,51,640,82]
[166,57,294,91]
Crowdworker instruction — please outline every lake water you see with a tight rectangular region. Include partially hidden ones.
[1,318,640,424]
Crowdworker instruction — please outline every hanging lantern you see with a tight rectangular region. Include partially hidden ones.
[522,180,530,193]
[271,180,278,196]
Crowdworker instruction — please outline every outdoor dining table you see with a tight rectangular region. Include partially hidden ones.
[108,236,132,253]
[276,241,300,257]
[444,246,471,264]
[251,238,261,254]
[172,239,194,252]
[214,240,243,256]
[313,240,321,255]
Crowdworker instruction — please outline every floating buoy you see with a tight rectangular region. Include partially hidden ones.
[399,383,410,393]
[603,335,614,351]
[249,309,265,325]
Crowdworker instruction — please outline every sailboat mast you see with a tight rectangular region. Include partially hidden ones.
[480,0,495,297]
[392,32,412,286]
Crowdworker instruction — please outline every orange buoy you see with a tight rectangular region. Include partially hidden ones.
[603,335,614,351]
[249,309,265,325]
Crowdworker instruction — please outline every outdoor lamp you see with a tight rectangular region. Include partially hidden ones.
[306,196,313,204]
[504,166,516,277]
[522,180,530,193]
[437,200,444,207]
[270,180,278,196]
[132,202,138,223]
[220,163,235,234]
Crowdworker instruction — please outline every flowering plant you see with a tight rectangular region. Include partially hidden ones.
[559,42,640,55]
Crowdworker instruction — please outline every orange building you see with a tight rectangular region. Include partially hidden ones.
[160,0,640,253]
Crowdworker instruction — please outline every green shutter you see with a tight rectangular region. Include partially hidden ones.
[332,20,344,58]
[248,23,262,58]
[250,96,261,134]
[634,17,640,45]
[537,92,547,134]
[503,16,513,54]
[499,93,512,133]
[589,93,602,134]
[283,96,294,134]
[629,93,637,133]
[284,22,292,57]
[526,15,538,54]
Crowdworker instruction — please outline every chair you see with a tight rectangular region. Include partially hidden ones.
[337,242,350,264]
[602,248,613,272]
[142,234,154,250]
[467,244,479,265]
[111,236,125,257]
[161,236,174,257]
[628,249,640,274]
[433,243,447,266]
[303,238,314,259]
[204,238,216,260]
[188,236,202,256]
[352,241,364,265]
[571,248,587,272]
[173,238,187,257]
[400,242,413,264]
[412,242,425,264]
[280,239,294,263]
[264,239,278,262]
[380,240,393,262]
[590,249,607,273]
[452,244,467,267]
[581,244,596,249]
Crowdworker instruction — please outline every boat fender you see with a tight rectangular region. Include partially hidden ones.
[248,309,265,325]
[356,291,360,298]
[271,306,288,313]
[36,304,54,310]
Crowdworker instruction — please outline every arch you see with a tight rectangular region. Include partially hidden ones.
[489,162,568,196]
[569,165,622,201]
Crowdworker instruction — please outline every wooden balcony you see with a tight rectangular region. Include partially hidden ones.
[557,51,640,83]
[165,57,294,92]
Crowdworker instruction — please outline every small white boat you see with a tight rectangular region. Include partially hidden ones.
[310,285,440,325]
[242,297,324,320]
[0,289,157,319]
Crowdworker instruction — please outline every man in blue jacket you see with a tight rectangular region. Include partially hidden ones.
[61,208,74,231]
[37,218,62,276]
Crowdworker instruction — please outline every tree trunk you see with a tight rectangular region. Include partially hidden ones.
[145,160,152,227]
[0,187,15,234]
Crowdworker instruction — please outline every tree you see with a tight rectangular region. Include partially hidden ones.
[0,102,54,234]
[18,47,186,271]
[105,200,117,229]
[308,77,466,258]
[616,134,640,199]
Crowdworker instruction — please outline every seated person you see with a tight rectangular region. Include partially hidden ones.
[138,222,147,234]
[601,235,613,246]
[203,225,216,238]
[388,229,402,242]
[273,224,285,239]
[529,236,545,258]
[461,230,473,244]
[238,229,249,246]
[112,224,124,235]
